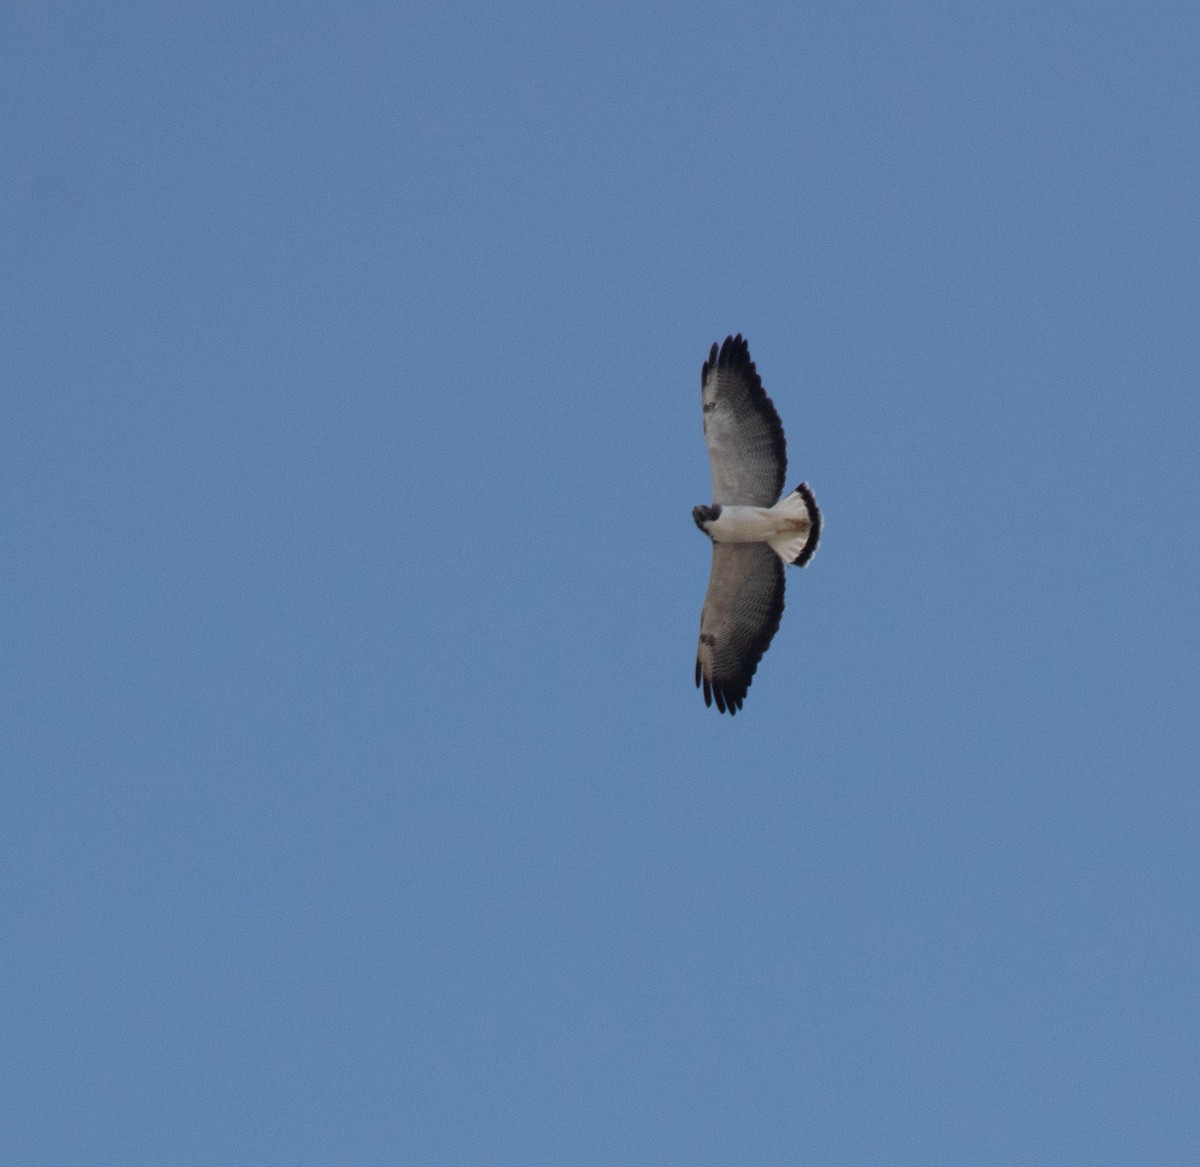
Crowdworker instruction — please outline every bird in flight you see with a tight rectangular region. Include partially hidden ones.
[693,335,821,714]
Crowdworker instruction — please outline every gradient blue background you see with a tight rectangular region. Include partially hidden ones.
[5,3,1198,1163]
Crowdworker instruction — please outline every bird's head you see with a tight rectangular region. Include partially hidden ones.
[693,504,721,534]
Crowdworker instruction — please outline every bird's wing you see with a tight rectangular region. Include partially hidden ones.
[701,334,787,507]
[695,542,785,714]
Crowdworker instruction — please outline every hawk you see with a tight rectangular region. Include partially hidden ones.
[693,335,821,714]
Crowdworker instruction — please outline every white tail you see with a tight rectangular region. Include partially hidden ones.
[767,483,821,566]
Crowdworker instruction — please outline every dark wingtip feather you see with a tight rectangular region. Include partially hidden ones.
[717,334,748,368]
[699,672,754,716]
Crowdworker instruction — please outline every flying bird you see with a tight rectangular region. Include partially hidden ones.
[693,335,821,714]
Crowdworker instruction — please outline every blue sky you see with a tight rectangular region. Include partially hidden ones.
[4,2,1199,1163]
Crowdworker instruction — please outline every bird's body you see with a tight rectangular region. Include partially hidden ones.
[693,335,821,714]
[694,493,818,563]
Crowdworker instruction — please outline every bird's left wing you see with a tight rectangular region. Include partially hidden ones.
[702,334,787,507]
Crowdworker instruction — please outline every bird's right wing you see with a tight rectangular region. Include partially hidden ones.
[695,542,785,714]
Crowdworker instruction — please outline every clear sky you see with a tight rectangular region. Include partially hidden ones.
[4,2,1199,1163]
